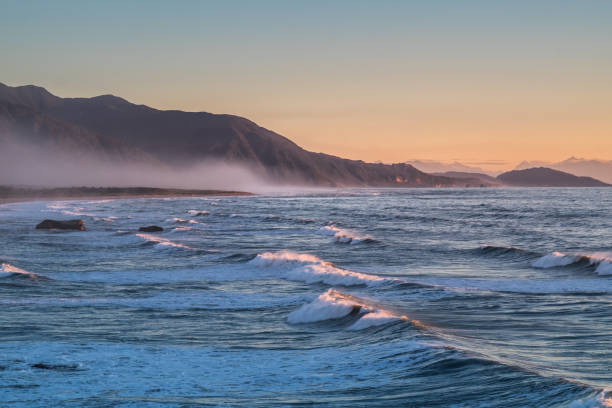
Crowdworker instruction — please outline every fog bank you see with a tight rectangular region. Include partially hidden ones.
[0,138,272,193]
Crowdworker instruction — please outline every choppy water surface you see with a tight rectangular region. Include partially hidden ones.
[1,188,611,407]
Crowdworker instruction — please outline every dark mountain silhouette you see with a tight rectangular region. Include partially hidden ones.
[0,101,155,162]
[497,167,610,187]
[515,157,612,184]
[0,82,458,187]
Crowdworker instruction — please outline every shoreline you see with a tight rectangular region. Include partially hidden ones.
[0,186,253,205]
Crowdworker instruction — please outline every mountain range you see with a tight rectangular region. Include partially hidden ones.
[0,82,609,188]
[431,171,503,187]
[0,82,458,187]
[405,160,495,176]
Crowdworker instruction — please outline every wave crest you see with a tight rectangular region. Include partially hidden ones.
[318,225,374,244]
[532,252,580,268]
[288,289,408,330]
[0,263,47,279]
[288,289,361,323]
[135,233,195,250]
[186,210,209,216]
[569,390,612,408]
[249,250,388,286]
[533,251,612,275]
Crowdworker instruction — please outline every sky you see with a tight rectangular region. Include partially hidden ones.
[1,0,611,170]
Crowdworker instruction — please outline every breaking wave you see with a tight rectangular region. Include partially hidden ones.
[170,226,199,233]
[533,251,612,275]
[248,250,390,286]
[288,289,360,323]
[135,233,195,250]
[348,309,404,331]
[288,288,408,330]
[0,263,47,280]
[318,225,374,244]
[532,252,582,268]
[47,203,97,218]
[569,391,612,408]
[186,210,209,216]
[479,245,612,276]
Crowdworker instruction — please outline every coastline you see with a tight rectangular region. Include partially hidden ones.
[0,186,253,206]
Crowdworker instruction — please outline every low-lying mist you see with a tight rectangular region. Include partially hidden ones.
[0,138,274,193]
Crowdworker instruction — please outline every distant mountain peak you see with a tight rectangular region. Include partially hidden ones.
[0,82,61,111]
[498,167,609,187]
[514,157,612,184]
[89,94,129,103]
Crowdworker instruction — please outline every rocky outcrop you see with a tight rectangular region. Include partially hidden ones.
[139,225,163,232]
[35,219,86,231]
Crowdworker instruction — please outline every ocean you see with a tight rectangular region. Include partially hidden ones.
[1,188,611,407]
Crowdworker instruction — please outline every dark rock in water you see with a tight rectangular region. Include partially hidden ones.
[36,219,86,231]
[139,225,163,232]
[31,362,79,371]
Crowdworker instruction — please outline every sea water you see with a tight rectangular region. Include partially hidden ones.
[1,188,611,407]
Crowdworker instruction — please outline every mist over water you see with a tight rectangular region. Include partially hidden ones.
[0,137,270,191]
[1,188,612,407]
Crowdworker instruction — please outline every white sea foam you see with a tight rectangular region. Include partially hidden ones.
[533,251,612,275]
[532,252,579,268]
[171,226,197,233]
[0,263,41,279]
[85,199,115,204]
[169,217,189,223]
[46,203,68,210]
[186,210,209,216]
[318,225,372,244]
[569,390,612,408]
[47,202,97,217]
[348,310,403,330]
[587,252,612,276]
[288,289,407,330]
[249,251,388,286]
[288,289,362,323]
[135,233,195,250]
